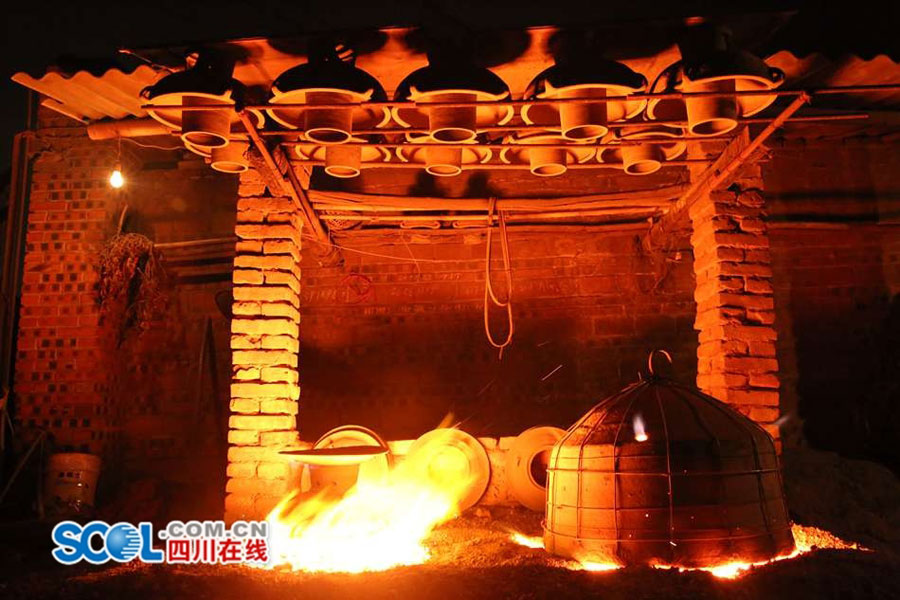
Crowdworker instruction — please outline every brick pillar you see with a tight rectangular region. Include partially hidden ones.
[225,168,302,522]
[689,173,782,443]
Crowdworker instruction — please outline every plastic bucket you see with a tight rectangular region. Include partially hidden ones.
[45,453,101,507]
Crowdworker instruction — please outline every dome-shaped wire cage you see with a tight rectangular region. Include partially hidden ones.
[544,351,795,567]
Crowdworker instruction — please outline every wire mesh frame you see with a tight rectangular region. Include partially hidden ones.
[666,380,792,552]
[545,375,792,563]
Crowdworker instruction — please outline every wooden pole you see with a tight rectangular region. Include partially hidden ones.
[237,111,332,245]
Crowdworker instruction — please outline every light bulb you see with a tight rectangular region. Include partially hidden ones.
[109,163,124,189]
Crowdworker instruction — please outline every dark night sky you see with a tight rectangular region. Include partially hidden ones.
[1,0,896,175]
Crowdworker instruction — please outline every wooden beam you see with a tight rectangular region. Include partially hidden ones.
[319,207,660,223]
[308,185,686,213]
[238,112,337,257]
[645,93,810,245]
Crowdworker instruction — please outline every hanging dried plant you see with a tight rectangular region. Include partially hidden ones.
[96,233,168,345]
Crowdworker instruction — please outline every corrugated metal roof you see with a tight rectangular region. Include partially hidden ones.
[769,51,900,110]
[10,27,900,123]
[11,65,163,122]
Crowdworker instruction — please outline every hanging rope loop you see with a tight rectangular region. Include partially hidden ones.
[647,349,673,378]
[483,198,514,358]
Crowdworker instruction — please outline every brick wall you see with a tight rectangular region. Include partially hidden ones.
[12,111,121,455]
[764,142,899,470]
[11,108,238,516]
[297,228,698,441]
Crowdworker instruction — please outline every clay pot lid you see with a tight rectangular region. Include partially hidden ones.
[408,428,490,511]
[280,445,388,466]
[272,59,385,97]
[500,133,596,165]
[646,58,784,122]
[391,64,513,131]
[314,424,390,451]
[310,424,393,483]
[267,88,391,132]
[144,68,264,131]
[521,61,648,129]
[506,426,565,512]
[144,63,235,98]
[146,90,264,134]
[400,220,442,229]
[294,136,392,164]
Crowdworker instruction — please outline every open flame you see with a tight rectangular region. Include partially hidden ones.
[632,413,648,442]
[265,428,476,573]
[510,524,865,579]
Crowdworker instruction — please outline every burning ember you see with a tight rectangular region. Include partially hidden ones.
[509,532,544,549]
[509,532,622,571]
[264,428,476,573]
[510,524,866,579]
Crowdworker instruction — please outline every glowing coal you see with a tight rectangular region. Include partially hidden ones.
[510,523,866,579]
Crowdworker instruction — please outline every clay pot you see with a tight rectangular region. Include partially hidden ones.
[557,88,611,141]
[501,133,595,177]
[210,141,250,173]
[303,91,356,144]
[392,64,513,141]
[396,136,491,178]
[180,96,231,148]
[621,143,667,175]
[528,147,569,177]
[324,145,362,178]
[521,61,647,140]
[682,78,739,136]
[426,92,478,143]
[597,126,685,176]
[295,137,391,178]
[267,59,390,139]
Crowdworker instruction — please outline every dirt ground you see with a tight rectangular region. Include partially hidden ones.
[2,448,900,599]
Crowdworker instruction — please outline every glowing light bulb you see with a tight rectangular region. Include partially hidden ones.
[109,163,124,189]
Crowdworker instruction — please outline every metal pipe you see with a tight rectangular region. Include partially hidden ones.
[286,138,729,149]
[320,208,659,222]
[291,159,708,171]
[87,118,170,140]
[140,83,900,112]
[260,113,869,137]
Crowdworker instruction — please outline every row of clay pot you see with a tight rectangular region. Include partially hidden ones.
[283,423,566,512]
